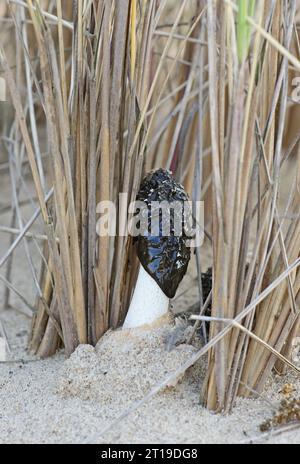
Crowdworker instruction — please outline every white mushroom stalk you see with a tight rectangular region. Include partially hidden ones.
[123,265,169,329]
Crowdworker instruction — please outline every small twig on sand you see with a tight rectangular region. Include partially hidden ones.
[0,225,57,243]
[239,423,300,444]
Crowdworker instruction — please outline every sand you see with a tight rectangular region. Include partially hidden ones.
[0,306,300,444]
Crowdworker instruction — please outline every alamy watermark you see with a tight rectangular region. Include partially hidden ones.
[96,195,204,248]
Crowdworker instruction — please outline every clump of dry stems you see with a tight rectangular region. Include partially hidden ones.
[1,0,300,413]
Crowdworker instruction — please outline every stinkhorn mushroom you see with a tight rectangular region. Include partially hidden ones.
[123,169,191,329]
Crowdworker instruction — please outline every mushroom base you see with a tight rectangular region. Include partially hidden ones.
[123,265,169,329]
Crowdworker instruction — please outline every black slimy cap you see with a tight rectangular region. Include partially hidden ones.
[135,169,191,299]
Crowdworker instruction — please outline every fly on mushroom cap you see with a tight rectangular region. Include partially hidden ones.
[135,168,191,299]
